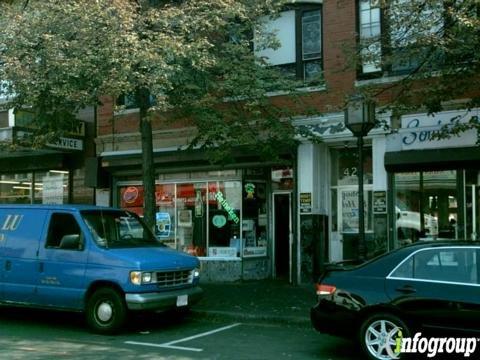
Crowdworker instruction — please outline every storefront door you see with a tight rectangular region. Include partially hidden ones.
[273,192,292,281]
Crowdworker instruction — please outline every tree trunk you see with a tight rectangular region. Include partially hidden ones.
[137,88,156,232]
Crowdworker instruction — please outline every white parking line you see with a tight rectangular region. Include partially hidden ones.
[125,323,241,352]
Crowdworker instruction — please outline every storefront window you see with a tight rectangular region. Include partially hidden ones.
[208,181,241,257]
[0,170,69,204]
[394,171,457,247]
[34,170,69,204]
[465,170,480,241]
[118,177,249,259]
[0,173,32,204]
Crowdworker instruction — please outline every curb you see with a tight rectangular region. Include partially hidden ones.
[189,309,311,327]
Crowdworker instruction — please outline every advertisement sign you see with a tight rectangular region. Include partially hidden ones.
[373,191,387,213]
[42,175,64,204]
[300,192,312,213]
[156,212,171,238]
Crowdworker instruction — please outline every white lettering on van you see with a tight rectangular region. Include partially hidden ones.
[2,214,24,231]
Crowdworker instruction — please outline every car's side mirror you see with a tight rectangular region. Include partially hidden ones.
[59,234,82,250]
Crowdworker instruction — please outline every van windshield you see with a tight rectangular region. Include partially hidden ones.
[81,210,163,248]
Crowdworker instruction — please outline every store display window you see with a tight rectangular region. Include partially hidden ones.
[394,171,456,247]
[118,178,252,259]
[0,170,69,204]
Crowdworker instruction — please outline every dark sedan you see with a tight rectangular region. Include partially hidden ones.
[311,241,480,359]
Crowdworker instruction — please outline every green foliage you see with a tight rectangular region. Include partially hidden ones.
[0,0,308,155]
[357,0,480,118]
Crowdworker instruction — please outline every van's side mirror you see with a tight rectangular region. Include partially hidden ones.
[59,234,82,250]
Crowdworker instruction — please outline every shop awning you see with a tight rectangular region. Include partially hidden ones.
[385,146,480,172]
[0,149,72,172]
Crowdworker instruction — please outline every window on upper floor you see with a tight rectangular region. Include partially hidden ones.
[358,0,445,78]
[254,4,323,85]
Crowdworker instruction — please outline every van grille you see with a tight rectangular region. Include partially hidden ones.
[155,270,193,287]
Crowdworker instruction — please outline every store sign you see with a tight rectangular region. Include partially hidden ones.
[208,247,237,257]
[400,110,479,151]
[300,192,312,213]
[156,212,171,238]
[47,137,84,151]
[215,191,240,224]
[212,214,227,228]
[373,191,387,214]
[123,186,139,204]
[243,247,267,257]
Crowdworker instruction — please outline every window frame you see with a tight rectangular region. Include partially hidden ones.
[256,3,324,83]
[45,212,84,251]
[387,246,480,286]
[356,0,447,80]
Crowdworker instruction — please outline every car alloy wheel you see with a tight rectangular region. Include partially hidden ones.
[360,313,409,360]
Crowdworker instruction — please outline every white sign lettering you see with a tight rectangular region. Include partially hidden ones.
[47,137,83,151]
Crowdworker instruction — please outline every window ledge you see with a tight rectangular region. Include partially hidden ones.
[266,84,326,98]
[113,107,140,116]
[355,75,408,87]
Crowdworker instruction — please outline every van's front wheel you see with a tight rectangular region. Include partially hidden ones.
[86,288,127,334]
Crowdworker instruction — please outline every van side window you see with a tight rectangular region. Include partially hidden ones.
[46,213,82,250]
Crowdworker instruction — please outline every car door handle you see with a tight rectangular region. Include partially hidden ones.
[5,260,11,271]
[396,285,416,294]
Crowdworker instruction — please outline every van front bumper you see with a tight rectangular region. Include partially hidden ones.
[125,286,203,311]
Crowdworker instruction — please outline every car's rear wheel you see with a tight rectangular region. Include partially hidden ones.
[86,287,127,334]
[359,312,410,360]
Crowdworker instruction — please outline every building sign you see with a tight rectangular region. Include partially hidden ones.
[340,189,369,232]
[215,191,240,224]
[156,212,171,238]
[300,192,312,213]
[208,247,237,257]
[47,137,84,151]
[373,191,387,213]
[400,110,479,151]
[243,246,267,257]
[42,175,64,204]
[341,190,359,232]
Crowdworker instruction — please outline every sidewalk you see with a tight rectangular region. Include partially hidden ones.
[190,279,317,327]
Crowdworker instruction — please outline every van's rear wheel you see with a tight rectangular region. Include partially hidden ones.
[86,288,127,334]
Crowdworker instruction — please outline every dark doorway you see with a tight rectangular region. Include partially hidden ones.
[274,193,291,280]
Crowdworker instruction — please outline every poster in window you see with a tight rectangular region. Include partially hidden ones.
[178,209,192,227]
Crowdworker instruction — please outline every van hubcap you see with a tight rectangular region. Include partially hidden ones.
[97,302,113,322]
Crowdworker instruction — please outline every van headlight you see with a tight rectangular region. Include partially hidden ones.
[142,272,152,283]
[130,271,153,285]
[193,268,200,278]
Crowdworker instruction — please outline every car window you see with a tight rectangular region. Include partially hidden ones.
[413,248,478,284]
[391,256,414,278]
[46,213,82,250]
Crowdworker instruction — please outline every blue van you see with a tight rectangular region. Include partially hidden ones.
[0,205,202,333]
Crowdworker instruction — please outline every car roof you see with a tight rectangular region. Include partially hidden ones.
[0,204,120,212]
[401,240,480,250]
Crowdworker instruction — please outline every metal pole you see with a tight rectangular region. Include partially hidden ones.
[358,135,366,260]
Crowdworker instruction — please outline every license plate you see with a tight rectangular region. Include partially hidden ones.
[176,295,188,307]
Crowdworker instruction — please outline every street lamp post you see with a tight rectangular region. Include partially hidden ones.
[344,94,376,261]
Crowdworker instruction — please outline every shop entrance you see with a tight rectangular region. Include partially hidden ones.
[272,192,292,281]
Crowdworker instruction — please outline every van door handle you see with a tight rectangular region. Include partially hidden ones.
[396,285,416,294]
[39,262,44,273]
[5,260,11,271]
